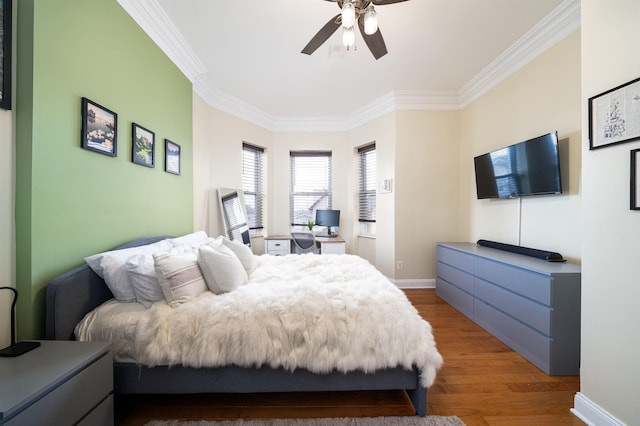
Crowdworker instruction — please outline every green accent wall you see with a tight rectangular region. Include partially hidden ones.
[16,0,194,339]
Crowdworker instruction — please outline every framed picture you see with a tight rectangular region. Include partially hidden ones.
[589,76,640,150]
[0,0,12,110]
[631,149,640,210]
[81,97,117,156]
[164,139,181,175]
[132,123,155,167]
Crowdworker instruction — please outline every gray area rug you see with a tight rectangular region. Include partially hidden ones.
[146,416,465,426]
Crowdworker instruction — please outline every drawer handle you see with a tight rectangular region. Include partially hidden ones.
[274,243,281,247]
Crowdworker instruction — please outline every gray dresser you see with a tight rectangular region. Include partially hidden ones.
[0,340,113,425]
[436,242,581,375]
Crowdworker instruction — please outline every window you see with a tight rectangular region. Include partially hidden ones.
[242,143,264,232]
[358,143,376,235]
[290,151,332,226]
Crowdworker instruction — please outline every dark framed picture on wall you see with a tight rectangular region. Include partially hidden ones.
[589,76,640,150]
[0,0,12,110]
[164,139,181,175]
[81,97,117,156]
[132,123,155,167]
[631,149,640,210]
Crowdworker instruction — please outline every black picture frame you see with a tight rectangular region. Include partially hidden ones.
[0,0,12,110]
[81,97,117,157]
[164,139,181,175]
[589,76,640,150]
[132,123,155,168]
[631,149,640,210]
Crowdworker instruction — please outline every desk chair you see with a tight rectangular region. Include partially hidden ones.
[291,232,319,254]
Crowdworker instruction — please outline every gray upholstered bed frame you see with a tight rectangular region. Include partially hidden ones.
[45,236,428,416]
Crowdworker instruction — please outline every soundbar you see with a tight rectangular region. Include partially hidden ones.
[477,239,565,262]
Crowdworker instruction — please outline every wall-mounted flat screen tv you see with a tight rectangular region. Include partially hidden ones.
[473,131,562,199]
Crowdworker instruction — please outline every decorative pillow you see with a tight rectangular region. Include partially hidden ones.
[168,231,209,248]
[125,254,164,308]
[84,239,173,302]
[197,244,248,294]
[221,237,257,274]
[153,250,207,307]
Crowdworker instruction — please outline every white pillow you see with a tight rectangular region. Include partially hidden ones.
[168,231,209,248]
[125,254,164,308]
[221,237,257,274]
[197,244,248,294]
[84,239,173,301]
[154,250,207,307]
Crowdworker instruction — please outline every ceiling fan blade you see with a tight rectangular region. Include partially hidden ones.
[301,14,342,55]
[371,0,410,5]
[358,16,388,60]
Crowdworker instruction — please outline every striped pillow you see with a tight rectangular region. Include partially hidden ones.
[153,250,207,307]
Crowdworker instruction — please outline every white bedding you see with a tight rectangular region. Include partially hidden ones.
[76,253,443,387]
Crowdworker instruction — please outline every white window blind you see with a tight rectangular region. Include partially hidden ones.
[242,143,264,231]
[290,151,332,226]
[358,143,376,223]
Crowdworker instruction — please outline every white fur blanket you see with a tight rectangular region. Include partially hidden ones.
[86,254,443,387]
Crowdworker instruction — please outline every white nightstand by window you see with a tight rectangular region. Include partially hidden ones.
[265,235,291,256]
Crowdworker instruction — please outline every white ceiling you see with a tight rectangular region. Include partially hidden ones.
[119,0,580,131]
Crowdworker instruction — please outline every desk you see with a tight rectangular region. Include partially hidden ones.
[264,235,346,255]
[316,235,346,254]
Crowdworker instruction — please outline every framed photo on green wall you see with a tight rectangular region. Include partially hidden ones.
[132,123,155,167]
[165,139,181,175]
[81,97,117,156]
[0,0,12,110]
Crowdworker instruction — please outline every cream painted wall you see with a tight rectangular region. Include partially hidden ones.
[395,111,460,280]
[349,113,397,277]
[580,1,640,423]
[0,109,13,348]
[459,31,582,262]
[192,93,273,254]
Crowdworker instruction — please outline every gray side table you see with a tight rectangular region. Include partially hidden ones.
[0,340,113,425]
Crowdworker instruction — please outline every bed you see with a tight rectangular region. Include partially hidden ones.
[45,234,442,416]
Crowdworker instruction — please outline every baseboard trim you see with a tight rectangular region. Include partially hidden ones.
[571,392,625,426]
[391,278,435,289]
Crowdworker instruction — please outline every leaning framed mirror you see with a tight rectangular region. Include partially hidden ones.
[217,188,251,247]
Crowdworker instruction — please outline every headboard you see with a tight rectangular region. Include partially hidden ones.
[45,235,173,340]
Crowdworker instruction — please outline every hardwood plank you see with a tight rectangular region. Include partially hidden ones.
[115,289,584,426]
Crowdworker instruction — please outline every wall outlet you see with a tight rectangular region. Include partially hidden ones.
[396,260,404,270]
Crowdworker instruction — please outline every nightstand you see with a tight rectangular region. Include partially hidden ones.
[0,340,113,425]
[265,235,292,256]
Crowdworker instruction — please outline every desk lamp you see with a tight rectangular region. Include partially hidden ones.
[0,287,40,357]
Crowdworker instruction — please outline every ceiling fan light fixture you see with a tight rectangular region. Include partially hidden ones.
[342,25,355,47]
[341,0,356,28]
[363,6,378,35]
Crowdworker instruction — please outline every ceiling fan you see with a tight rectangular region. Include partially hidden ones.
[301,0,410,60]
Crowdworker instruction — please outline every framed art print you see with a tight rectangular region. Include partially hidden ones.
[81,97,117,156]
[132,123,155,167]
[0,0,12,110]
[589,76,640,150]
[631,149,640,210]
[165,139,181,175]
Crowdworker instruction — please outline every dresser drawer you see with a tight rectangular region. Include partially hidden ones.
[436,277,474,318]
[266,239,290,255]
[474,257,551,305]
[437,261,474,294]
[6,352,113,426]
[474,300,551,374]
[474,278,551,335]
[436,245,474,273]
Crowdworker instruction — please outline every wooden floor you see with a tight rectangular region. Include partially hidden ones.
[115,289,584,426]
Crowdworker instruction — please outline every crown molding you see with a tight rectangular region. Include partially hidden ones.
[458,0,581,107]
[116,0,206,80]
[120,0,580,132]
